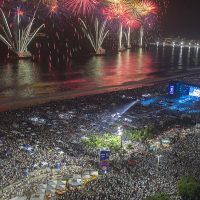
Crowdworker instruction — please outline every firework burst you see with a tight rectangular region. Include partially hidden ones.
[102,0,131,50]
[131,0,158,17]
[129,0,158,47]
[41,0,57,5]
[38,0,59,14]
[122,14,140,48]
[122,14,140,29]
[64,0,99,16]
[102,0,131,20]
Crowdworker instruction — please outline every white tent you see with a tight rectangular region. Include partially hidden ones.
[90,171,98,176]
[68,178,83,186]
[58,151,64,154]
[41,161,48,166]
[33,164,38,168]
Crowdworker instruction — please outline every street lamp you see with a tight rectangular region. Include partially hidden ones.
[156,155,162,171]
[118,126,123,148]
[155,154,162,191]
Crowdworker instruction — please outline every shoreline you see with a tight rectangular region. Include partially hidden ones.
[1,70,200,113]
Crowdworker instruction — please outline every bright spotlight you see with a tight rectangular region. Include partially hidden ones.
[118,126,122,135]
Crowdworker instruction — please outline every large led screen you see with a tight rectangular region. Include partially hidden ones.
[189,87,200,97]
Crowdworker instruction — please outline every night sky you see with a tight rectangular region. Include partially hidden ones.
[163,0,200,39]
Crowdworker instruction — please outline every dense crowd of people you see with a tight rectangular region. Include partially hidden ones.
[0,77,200,200]
[58,127,200,200]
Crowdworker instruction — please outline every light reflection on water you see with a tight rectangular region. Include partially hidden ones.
[170,46,175,66]
[1,47,200,106]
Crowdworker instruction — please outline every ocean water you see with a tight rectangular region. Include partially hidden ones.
[0,46,200,110]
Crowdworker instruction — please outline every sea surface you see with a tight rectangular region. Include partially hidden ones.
[0,46,200,111]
